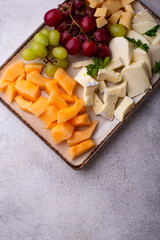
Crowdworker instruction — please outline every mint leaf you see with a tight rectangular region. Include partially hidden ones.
[86,57,110,77]
[143,25,160,37]
[124,36,149,52]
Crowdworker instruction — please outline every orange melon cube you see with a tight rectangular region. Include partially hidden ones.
[54,68,77,96]
[57,99,85,124]
[2,60,25,82]
[69,113,91,127]
[15,95,32,113]
[79,105,86,113]
[68,139,96,159]
[0,79,10,91]
[5,82,17,103]
[51,122,74,144]
[27,71,51,90]
[15,80,41,102]
[48,91,68,109]
[67,120,98,146]
[45,81,58,95]
[39,105,59,124]
[30,97,49,117]
[25,63,44,74]
[16,73,26,83]
[44,122,58,129]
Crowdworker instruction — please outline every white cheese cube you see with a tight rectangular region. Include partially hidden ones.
[127,30,150,45]
[132,11,157,24]
[92,92,103,115]
[121,62,151,98]
[105,81,127,98]
[106,57,124,71]
[100,94,118,120]
[149,45,160,68]
[75,67,96,87]
[97,69,122,83]
[94,8,107,17]
[114,96,135,122]
[132,48,152,78]
[98,81,107,93]
[72,60,93,69]
[83,95,94,106]
[96,17,108,28]
[109,37,134,66]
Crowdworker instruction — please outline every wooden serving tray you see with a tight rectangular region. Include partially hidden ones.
[0,1,160,170]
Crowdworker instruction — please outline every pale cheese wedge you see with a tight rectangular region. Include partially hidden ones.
[149,45,160,67]
[132,48,152,78]
[121,0,135,7]
[152,34,160,46]
[97,69,122,83]
[100,94,118,120]
[83,81,98,106]
[114,96,135,122]
[98,81,107,93]
[127,30,150,45]
[108,10,123,24]
[109,37,134,66]
[92,92,103,115]
[104,81,127,98]
[75,67,96,87]
[132,11,157,24]
[132,22,157,35]
[72,60,93,69]
[106,57,124,71]
[119,12,134,29]
[121,62,151,98]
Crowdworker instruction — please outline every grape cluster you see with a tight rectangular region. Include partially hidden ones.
[44,0,111,58]
[22,29,69,77]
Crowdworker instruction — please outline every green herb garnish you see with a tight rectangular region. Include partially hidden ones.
[143,25,160,37]
[153,61,160,75]
[86,57,110,77]
[124,36,149,52]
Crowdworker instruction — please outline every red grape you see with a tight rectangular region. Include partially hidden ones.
[65,37,82,55]
[80,16,96,34]
[93,28,111,43]
[60,31,72,46]
[72,15,83,29]
[97,43,111,59]
[75,0,85,9]
[84,7,96,16]
[44,9,63,27]
[78,32,87,42]
[82,41,97,58]
[59,2,75,19]
[55,20,69,32]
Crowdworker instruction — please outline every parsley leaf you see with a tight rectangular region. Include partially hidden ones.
[124,36,149,52]
[153,61,160,75]
[86,57,110,77]
[143,25,160,37]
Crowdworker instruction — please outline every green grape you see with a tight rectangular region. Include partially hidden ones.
[109,24,127,37]
[55,59,69,69]
[49,30,60,46]
[45,62,57,77]
[31,42,48,58]
[53,47,68,60]
[41,29,50,38]
[22,48,38,61]
[34,33,49,46]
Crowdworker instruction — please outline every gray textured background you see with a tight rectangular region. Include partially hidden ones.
[0,1,160,240]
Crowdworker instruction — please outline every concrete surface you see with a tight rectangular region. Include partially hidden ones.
[0,0,160,239]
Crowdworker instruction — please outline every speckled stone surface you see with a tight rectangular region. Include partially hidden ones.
[0,1,160,240]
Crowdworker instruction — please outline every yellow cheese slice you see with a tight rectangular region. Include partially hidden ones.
[119,12,134,29]
[121,0,135,8]
[124,4,134,13]
[94,8,108,18]
[96,17,108,28]
[89,0,104,8]
[108,10,123,24]
[102,0,122,16]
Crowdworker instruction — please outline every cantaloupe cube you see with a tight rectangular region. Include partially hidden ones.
[79,105,86,113]
[68,139,96,159]
[5,83,17,103]
[57,99,85,124]
[25,63,44,74]
[39,105,59,125]
[48,91,68,109]
[45,80,77,103]
[2,61,25,82]
[67,120,98,146]
[15,80,41,102]
[15,95,32,113]
[44,122,58,129]
[30,97,49,117]
[51,122,74,144]
[16,73,26,82]
[54,68,77,96]
[27,71,51,90]
[0,79,10,91]
[69,113,91,127]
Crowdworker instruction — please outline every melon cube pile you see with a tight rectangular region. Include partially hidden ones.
[0,61,98,160]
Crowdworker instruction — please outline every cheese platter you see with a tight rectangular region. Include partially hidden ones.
[0,0,160,169]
